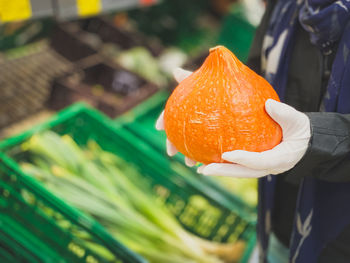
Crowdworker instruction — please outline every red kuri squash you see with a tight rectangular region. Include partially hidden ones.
[164,46,282,164]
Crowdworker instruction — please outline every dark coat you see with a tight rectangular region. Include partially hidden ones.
[247,1,350,262]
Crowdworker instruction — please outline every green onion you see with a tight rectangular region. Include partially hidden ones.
[20,131,245,263]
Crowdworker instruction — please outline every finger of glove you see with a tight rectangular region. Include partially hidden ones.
[222,142,307,170]
[173,68,193,83]
[265,99,310,139]
[197,165,206,174]
[185,157,197,167]
[201,163,269,178]
[166,139,178,156]
[155,111,165,130]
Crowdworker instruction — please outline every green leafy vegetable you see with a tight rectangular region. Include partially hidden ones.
[21,131,246,263]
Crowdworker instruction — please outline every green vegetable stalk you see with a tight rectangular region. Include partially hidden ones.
[20,131,245,263]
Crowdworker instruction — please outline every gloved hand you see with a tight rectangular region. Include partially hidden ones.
[156,68,312,178]
[155,68,197,167]
[200,100,311,177]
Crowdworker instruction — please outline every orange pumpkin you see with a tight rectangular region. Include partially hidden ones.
[164,46,282,164]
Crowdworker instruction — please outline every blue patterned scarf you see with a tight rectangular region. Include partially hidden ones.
[258,0,350,262]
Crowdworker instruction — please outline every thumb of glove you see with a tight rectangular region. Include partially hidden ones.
[173,68,192,83]
[265,99,310,139]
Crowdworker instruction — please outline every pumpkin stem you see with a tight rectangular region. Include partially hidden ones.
[209,45,225,53]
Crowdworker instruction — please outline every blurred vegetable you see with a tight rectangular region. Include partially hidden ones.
[21,131,246,263]
[111,70,141,95]
[214,177,257,207]
[128,0,218,54]
[158,48,188,76]
[117,47,167,86]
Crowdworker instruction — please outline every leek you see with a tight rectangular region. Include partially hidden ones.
[21,131,245,263]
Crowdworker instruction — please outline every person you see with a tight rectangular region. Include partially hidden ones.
[156,0,350,262]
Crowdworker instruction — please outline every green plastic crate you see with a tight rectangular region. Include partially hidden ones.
[0,103,256,263]
[0,150,146,262]
[0,213,71,263]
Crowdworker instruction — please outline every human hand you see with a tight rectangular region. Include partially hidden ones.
[155,68,198,167]
[200,100,311,177]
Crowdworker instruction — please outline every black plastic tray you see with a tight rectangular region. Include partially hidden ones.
[50,17,163,63]
[48,56,158,117]
[81,17,163,56]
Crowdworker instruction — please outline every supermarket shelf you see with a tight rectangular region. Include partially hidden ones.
[0,0,158,23]
[56,0,158,20]
[31,0,54,18]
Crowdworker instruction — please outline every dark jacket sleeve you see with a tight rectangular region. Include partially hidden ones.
[286,112,350,182]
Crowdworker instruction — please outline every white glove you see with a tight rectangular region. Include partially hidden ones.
[200,100,311,177]
[155,68,197,167]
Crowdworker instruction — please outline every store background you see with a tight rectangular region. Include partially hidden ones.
[0,0,265,262]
